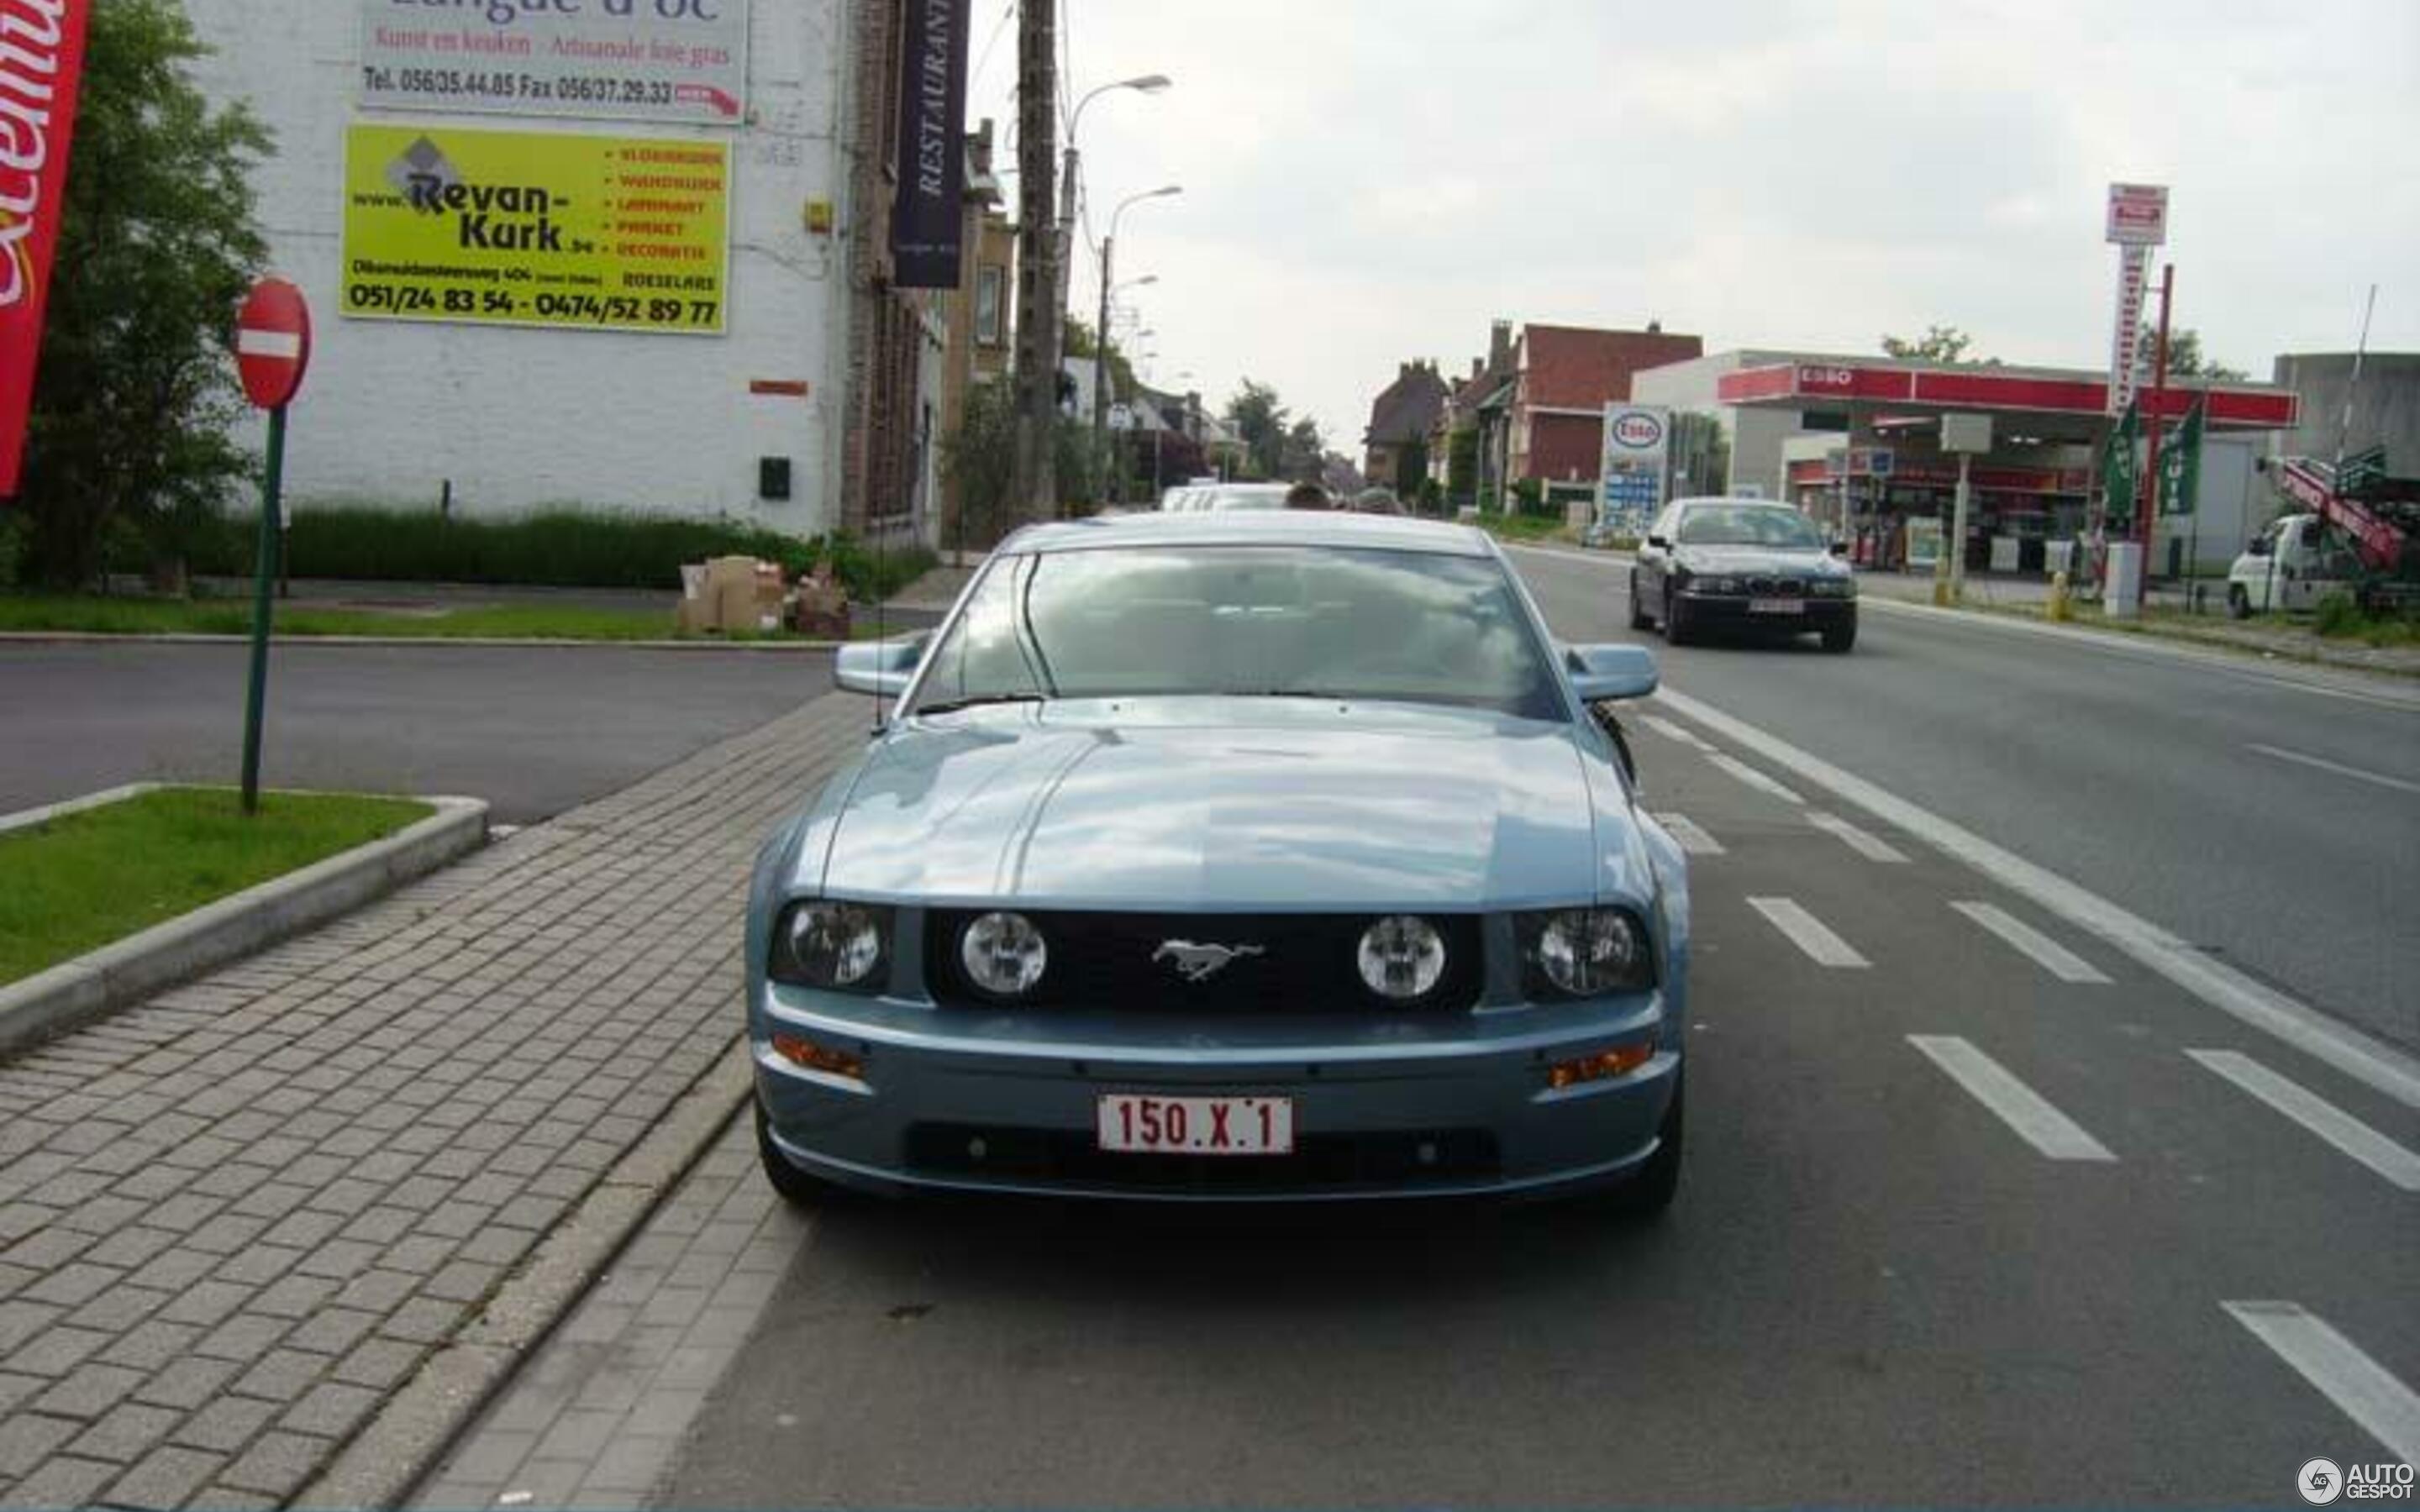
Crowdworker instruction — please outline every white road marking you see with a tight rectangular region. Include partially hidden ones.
[1907,1035,2117,1161]
[1653,684,2420,1112]
[2247,743,2420,797]
[236,328,304,359]
[1641,715,1712,750]
[2224,1300,2420,1463]
[1707,752,1804,805]
[1951,900,2111,984]
[1653,811,1724,856]
[2187,1050,2420,1191]
[1746,896,1869,969]
[1807,810,1910,864]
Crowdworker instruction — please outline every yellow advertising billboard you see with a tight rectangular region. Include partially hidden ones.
[341,124,729,335]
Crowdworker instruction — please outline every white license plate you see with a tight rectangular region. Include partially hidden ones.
[1097,1094,1294,1155]
[1748,597,1805,615]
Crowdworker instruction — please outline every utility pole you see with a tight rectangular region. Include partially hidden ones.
[2136,263,2175,612]
[1093,233,1113,505]
[1009,0,1060,521]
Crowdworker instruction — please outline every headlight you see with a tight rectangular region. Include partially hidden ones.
[1521,908,1654,997]
[960,911,1048,997]
[770,901,891,991]
[1356,915,1446,1000]
[1695,576,1739,596]
[1812,577,1855,597]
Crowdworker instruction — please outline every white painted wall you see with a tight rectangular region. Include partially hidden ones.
[184,0,852,533]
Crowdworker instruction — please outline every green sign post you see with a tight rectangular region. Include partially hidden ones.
[2159,400,2203,517]
[2099,401,2139,532]
[232,281,313,815]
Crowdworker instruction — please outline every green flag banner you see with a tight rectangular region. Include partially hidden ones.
[2100,402,2139,527]
[2159,401,2204,517]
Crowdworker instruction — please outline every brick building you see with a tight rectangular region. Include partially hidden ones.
[1507,323,1703,506]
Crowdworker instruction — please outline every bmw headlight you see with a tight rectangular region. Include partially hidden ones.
[1812,577,1856,597]
[1520,908,1654,997]
[1356,915,1446,1000]
[1697,576,1739,596]
[770,901,892,991]
[960,911,1049,997]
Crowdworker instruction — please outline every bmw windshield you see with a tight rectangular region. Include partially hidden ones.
[1676,504,1828,549]
[908,546,1565,721]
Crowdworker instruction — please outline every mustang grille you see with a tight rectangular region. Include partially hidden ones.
[925,911,1485,1013]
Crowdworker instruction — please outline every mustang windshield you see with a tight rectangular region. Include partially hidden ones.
[911,546,1565,720]
[1677,505,1827,549]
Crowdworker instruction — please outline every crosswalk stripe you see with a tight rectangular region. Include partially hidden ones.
[1746,896,1868,969]
[2224,1300,2420,1463]
[1907,1034,2117,1161]
[1807,810,1909,864]
[1641,715,1711,750]
[1707,752,1804,805]
[2188,1050,2420,1191]
[1652,811,1724,856]
[1951,901,2112,984]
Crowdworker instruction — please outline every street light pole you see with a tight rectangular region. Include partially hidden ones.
[1092,186,1180,506]
[1057,75,1170,371]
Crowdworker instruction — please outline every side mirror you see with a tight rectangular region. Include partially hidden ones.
[1645,534,1670,550]
[835,634,926,698]
[2248,537,2273,559]
[1829,539,1848,555]
[1566,643,1660,703]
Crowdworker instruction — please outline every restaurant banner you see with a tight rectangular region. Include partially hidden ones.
[889,0,969,288]
[341,124,729,335]
[0,0,90,496]
[358,0,749,127]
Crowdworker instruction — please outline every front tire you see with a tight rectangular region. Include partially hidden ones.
[1602,1074,1683,1219]
[756,1099,850,1208]
[2227,585,2250,620]
[1821,617,1857,654]
[1628,571,1654,630]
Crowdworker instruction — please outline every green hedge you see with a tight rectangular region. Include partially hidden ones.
[134,505,936,603]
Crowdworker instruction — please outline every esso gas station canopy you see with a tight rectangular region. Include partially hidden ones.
[1715,360,2299,433]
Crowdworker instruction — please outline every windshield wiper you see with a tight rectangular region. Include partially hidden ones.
[912,693,1049,716]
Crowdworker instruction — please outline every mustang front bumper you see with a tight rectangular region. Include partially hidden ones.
[752,986,1680,1202]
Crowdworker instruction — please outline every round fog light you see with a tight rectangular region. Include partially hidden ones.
[960,911,1048,997]
[1357,915,1445,1000]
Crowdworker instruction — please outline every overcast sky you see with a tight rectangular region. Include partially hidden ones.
[967,0,2417,450]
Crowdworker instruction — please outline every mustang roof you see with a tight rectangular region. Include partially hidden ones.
[1001,510,1498,557]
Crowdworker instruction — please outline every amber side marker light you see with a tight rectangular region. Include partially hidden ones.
[771,1032,865,1081]
[1548,1043,1655,1090]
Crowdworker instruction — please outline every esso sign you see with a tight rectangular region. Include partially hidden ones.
[1611,412,1664,449]
[1797,365,1854,392]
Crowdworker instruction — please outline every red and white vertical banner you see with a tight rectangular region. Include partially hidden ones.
[2103,182,2167,417]
[0,0,91,496]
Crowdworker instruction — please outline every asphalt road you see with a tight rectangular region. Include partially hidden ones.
[629,549,2418,1509]
[1503,545,2419,1053]
[0,643,834,824]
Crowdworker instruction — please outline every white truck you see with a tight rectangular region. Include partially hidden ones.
[2227,457,2419,618]
[2226,512,2364,617]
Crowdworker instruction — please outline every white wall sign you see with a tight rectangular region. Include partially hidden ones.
[359,0,751,126]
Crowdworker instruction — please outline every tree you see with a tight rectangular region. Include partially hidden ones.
[1881,324,1981,364]
[1224,380,1288,480]
[2135,327,2248,383]
[941,380,1018,549]
[1445,427,1479,509]
[1283,416,1326,482]
[16,1,271,588]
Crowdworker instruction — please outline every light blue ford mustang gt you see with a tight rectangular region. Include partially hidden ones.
[745,511,1690,1209]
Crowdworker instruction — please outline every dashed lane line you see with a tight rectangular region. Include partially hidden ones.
[2225,1301,2420,1464]
[2247,743,2420,798]
[2187,1050,2420,1192]
[1641,715,1712,750]
[1907,1034,2118,1162]
[1951,900,2112,984]
[1746,896,1869,969]
[1653,811,1725,856]
[1707,751,1804,805]
[1807,810,1911,864]
[1652,684,2420,1113]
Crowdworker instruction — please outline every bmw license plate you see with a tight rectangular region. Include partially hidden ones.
[1097,1094,1294,1155]
[1748,597,1805,615]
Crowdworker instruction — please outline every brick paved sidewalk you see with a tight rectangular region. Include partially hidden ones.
[0,692,873,1509]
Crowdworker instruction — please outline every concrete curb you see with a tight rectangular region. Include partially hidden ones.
[0,792,489,1056]
[0,780,160,837]
[302,1045,754,1510]
[0,631,840,651]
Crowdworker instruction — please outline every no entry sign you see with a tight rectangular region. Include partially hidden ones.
[236,279,312,411]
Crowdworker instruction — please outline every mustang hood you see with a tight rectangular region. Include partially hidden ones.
[809,705,1599,911]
